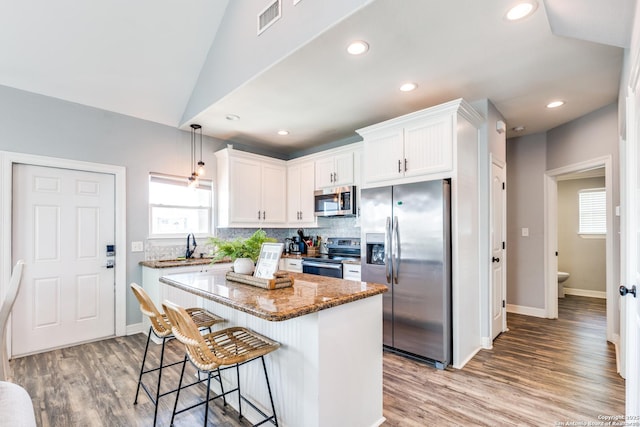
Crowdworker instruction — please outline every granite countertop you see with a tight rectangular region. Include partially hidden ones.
[139,257,231,269]
[159,271,387,322]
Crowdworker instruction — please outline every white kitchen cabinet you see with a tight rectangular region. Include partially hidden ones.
[358,102,462,187]
[342,263,361,281]
[283,258,303,273]
[287,161,316,226]
[216,147,287,227]
[315,151,354,189]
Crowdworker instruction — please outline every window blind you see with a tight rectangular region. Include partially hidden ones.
[578,188,606,234]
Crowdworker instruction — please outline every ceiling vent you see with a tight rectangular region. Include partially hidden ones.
[258,0,281,35]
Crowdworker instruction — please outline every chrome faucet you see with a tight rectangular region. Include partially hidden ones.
[185,233,197,258]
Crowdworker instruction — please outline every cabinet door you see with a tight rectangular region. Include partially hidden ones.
[261,163,287,224]
[289,161,316,223]
[332,152,354,186]
[404,115,453,177]
[287,164,302,223]
[298,161,316,222]
[363,129,404,184]
[315,157,335,189]
[229,157,262,223]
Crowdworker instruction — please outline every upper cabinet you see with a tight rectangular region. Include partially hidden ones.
[314,151,355,189]
[216,147,287,227]
[357,99,482,188]
[287,160,316,226]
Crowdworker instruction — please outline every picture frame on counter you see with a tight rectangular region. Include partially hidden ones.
[254,242,285,279]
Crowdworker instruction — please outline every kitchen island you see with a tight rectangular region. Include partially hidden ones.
[155,271,387,427]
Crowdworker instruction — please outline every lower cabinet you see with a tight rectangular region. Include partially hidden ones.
[342,263,362,281]
[283,258,303,273]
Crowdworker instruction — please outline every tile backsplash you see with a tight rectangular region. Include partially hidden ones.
[145,216,360,260]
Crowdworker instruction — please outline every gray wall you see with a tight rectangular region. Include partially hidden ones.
[0,85,233,326]
[506,132,547,308]
[557,176,606,293]
[506,103,619,312]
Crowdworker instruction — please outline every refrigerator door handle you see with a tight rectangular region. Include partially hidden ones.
[385,216,392,284]
[392,215,400,284]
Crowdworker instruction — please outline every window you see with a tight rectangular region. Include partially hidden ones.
[578,188,606,235]
[149,173,212,237]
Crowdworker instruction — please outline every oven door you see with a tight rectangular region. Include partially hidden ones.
[302,260,343,278]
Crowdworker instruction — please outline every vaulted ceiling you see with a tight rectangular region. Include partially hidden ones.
[0,0,634,155]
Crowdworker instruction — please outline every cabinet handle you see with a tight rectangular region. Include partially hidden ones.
[258,210,261,220]
[398,159,401,173]
[263,210,266,220]
[334,172,337,182]
[404,158,408,172]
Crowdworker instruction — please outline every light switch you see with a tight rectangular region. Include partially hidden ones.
[131,241,144,252]
[521,228,529,237]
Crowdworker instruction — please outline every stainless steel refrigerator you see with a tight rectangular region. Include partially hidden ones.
[361,180,452,369]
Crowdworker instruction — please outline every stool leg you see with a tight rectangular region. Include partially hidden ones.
[261,356,279,427]
[217,367,226,407]
[204,371,212,427]
[170,354,187,427]
[152,336,167,426]
[236,363,242,420]
[134,327,152,405]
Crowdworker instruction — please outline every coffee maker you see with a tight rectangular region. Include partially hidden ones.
[289,237,301,254]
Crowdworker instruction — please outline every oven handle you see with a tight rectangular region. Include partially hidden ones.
[301,261,343,270]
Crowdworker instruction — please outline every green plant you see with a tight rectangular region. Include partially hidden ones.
[208,229,277,262]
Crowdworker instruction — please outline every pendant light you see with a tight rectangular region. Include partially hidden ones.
[193,124,205,176]
[187,124,202,188]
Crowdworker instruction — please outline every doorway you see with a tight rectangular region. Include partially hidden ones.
[544,156,615,344]
[0,151,127,358]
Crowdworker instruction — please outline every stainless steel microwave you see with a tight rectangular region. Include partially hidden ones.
[314,186,357,217]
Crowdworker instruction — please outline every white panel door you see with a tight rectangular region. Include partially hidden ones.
[622,77,640,416]
[490,160,506,339]
[362,129,404,184]
[332,152,354,186]
[229,157,261,223]
[12,164,115,356]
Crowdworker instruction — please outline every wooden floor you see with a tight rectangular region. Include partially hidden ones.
[10,295,624,426]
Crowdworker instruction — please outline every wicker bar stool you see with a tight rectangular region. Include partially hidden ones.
[162,300,280,427]
[130,283,225,426]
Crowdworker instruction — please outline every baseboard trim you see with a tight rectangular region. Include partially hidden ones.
[563,287,606,299]
[506,304,547,318]
[125,322,145,336]
[481,336,493,349]
[453,346,481,370]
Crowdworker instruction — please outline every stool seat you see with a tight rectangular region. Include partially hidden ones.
[130,283,225,426]
[163,300,280,427]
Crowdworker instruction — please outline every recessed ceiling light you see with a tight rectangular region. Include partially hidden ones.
[512,126,526,132]
[226,114,240,121]
[505,1,538,21]
[347,40,369,55]
[546,100,565,109]
[277,130,289,136]
[399,82,418,92]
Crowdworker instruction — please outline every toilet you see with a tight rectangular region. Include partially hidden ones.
[557,271,570,298]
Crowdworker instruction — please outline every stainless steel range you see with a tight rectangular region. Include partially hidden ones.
[301,237,361,278]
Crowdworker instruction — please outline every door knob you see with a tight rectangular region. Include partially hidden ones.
[492,257,500,263]
[619,285,637,298]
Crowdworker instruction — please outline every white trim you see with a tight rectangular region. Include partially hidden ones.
[452,345,481,370]
[544,156,614,342]
[506,304,547,318]
[0,151,127,354]
[126,322,145,336]
[481,337,493,349]
[563,288,607,299]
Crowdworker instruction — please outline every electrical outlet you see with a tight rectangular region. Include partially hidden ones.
[521,228,529,237]
[131,241,144,252]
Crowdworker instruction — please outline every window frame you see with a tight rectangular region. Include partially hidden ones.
[148,172,214,239]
